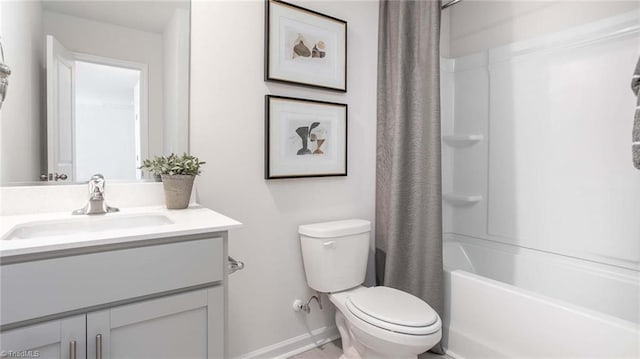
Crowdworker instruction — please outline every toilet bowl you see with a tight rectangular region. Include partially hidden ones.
[299,219,442,359]
[331,286,442,359]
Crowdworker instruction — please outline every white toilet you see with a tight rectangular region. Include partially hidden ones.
[299,219,442,359]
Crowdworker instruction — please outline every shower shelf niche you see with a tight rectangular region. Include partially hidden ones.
[443,193,483,205]
[443,134,484,147]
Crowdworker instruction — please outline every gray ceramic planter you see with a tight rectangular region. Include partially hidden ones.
[161,174,195,209]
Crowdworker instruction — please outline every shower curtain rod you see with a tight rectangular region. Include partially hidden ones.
[442,0,462,10]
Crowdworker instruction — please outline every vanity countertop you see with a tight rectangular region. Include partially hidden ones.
[0,205,242,260]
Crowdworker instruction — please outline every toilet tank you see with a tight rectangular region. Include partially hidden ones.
[299,219,371,293]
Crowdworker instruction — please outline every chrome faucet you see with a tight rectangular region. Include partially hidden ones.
[72,174,119,215]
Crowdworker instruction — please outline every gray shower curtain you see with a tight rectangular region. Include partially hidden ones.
[375,0,444,355]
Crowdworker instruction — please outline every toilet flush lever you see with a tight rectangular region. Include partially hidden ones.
[323,241,336,248]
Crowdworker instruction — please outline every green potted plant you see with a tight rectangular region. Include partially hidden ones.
[139,153,205,209]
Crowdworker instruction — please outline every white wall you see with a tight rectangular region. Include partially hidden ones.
[445,0,639,57]
[43,11,165,158]
[190,0,378,357]
[0,1,43,183]
[442,4,640,270]
[163,8,190,155]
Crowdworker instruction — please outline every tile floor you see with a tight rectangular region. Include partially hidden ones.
[291,339,453,359]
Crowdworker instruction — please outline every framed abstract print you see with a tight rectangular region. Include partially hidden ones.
[265,95,347,179]
[265,0,347,92]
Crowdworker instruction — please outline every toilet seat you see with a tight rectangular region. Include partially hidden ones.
[345,286,440,336]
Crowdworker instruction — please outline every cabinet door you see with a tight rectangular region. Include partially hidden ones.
[87,287,223,359]
[0,315,86,359]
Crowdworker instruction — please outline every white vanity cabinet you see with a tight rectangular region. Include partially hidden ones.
[0,232,231,359]
[86,287,223,359]
[0,315,86,359]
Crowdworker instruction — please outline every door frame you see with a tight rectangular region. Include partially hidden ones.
[46,35,76,182]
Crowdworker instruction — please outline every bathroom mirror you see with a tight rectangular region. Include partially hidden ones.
[0,0,190,185]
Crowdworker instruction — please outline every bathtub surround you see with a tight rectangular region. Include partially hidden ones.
[441,8,640,272]
[376,0,444,355]
[443,0,640,58]
[632,56,640,169]
[440,5,640,357]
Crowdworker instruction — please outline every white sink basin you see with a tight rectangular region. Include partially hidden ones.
[2,214,173,240]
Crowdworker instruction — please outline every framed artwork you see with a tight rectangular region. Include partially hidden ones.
[265,95,347,179]
[265,0,347,92]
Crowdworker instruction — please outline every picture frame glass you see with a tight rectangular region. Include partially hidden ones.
[267,97,347,178]
[267,0,347,91]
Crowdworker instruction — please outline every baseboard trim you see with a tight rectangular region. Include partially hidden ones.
[445,349,463,359]
[237,326,340,359]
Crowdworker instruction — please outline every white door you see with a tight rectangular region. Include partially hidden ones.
[46,35,75,181]
[0,315,86,359]
[87,288,223,359]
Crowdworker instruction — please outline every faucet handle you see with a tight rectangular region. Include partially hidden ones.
[90,173,105,182]
[89,173,105,198]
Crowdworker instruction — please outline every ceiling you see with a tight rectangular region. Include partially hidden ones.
[75,61,140,105]
[42,0,190,34]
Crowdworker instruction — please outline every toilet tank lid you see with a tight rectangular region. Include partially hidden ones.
[299,219,371,238]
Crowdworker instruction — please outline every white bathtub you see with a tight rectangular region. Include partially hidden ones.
[442,234,640,358]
